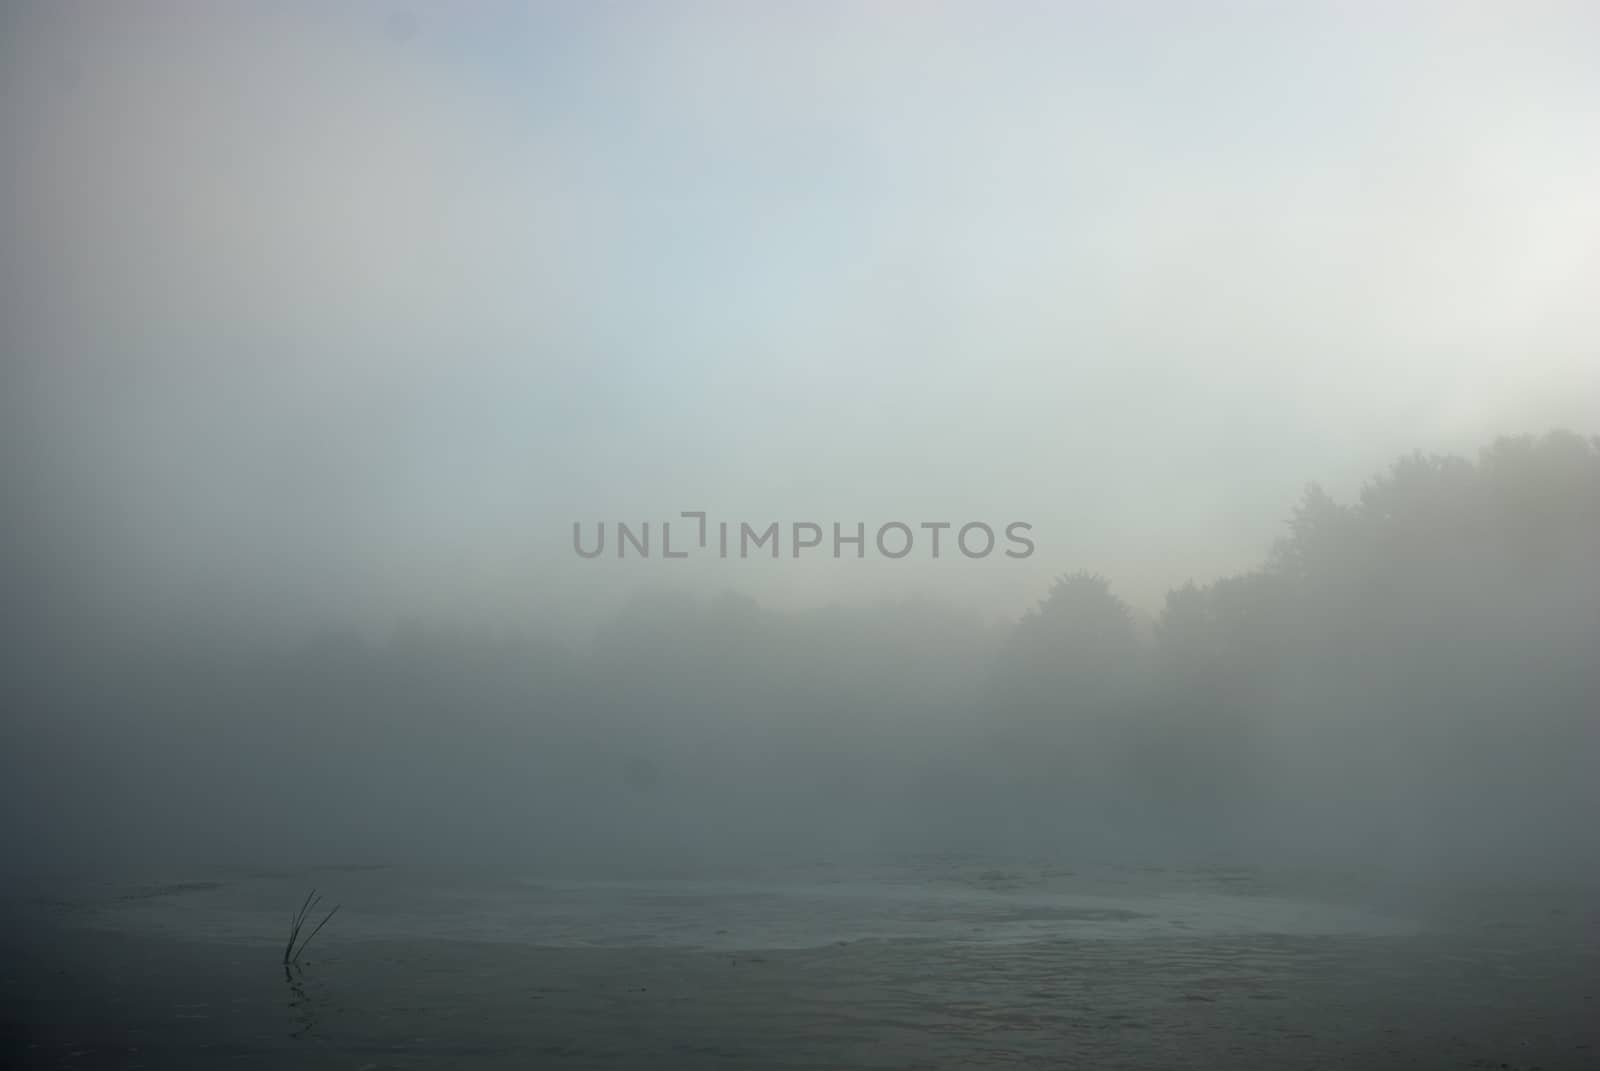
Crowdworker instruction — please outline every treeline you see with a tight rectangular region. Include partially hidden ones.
[6,431,1598,870]
[988,430,1600,863]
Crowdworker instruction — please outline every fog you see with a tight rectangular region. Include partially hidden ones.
[3,4,1600,879]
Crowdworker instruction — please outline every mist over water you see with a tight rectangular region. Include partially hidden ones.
[4,4,1600,1069]
[6,431,1598,878]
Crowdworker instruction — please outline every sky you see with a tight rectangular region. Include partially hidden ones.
[4,1,1599,637]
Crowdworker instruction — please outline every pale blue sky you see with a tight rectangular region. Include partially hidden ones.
[5,2,1599,633]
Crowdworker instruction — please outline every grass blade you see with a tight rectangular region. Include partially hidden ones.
[291,904,341,962]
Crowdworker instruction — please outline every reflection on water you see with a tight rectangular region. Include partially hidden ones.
[283,963,316,1040]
